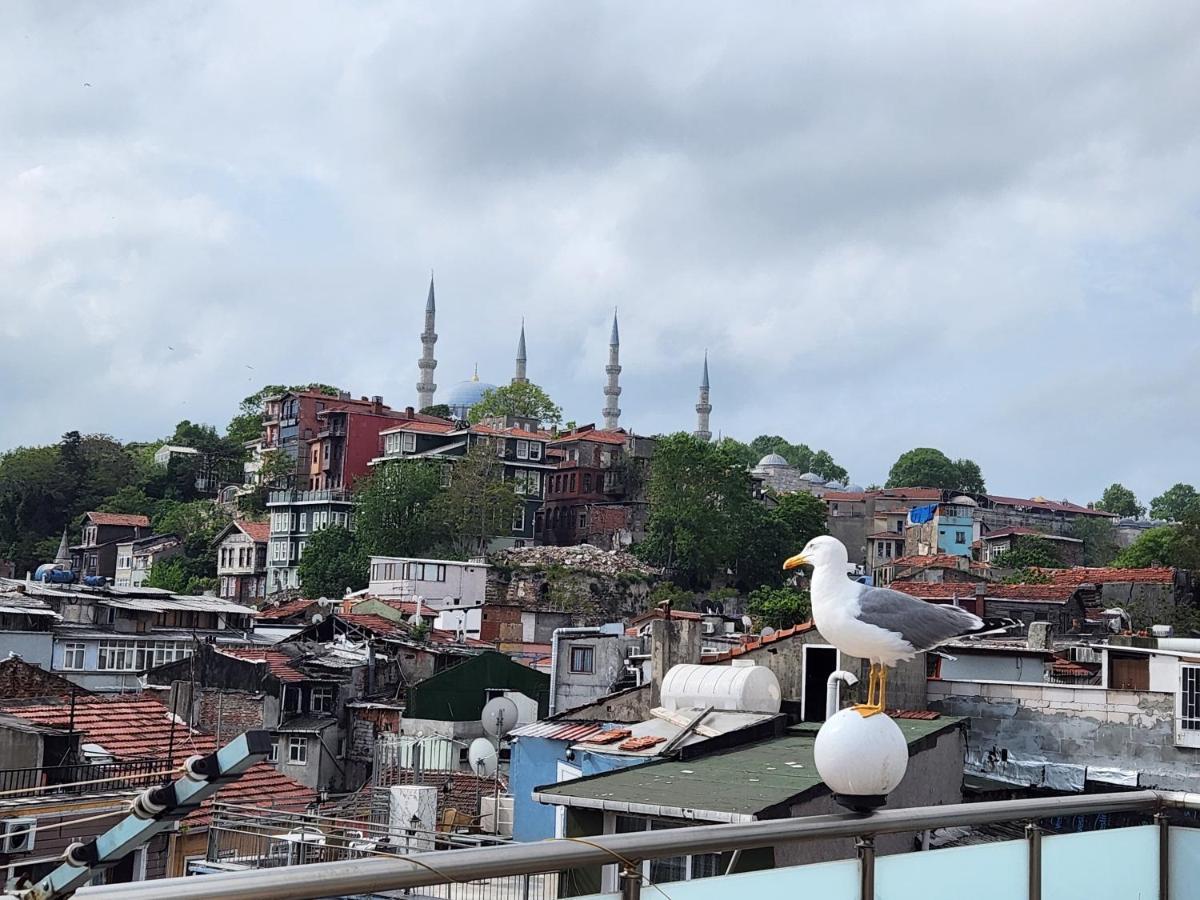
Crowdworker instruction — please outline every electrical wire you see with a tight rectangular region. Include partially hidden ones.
[558,836,676,900]
[4,809,129,842]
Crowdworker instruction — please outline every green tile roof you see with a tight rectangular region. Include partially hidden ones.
[534,716,962,822]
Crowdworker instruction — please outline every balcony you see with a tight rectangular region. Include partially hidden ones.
[267,489,354,505]
[81,790,1200,899]
[0,758,173,799]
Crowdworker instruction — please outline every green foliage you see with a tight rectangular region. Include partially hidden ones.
[152,500,232,585]
[746,586,811,630]
[436,443,522,558]
[1151,483,1200,522]
[1069,517,1120,566]
[354,461,446,557]
[715,438,758,469]
[1112,525,1195,569]
[226,383,341,449]
[144,557,191,593]
[298,525,368,598]
[647,582,698,611]
[886,448,985,493]
[992,535,1061,570]
[745,436,847,482]
[1001,568,1054,585]
[636,433,757,587]
[420,404,453,420]
[97,487,158,518]
[468,382,562,428]
[1095,483,1143,518]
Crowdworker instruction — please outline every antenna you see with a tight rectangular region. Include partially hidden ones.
[468,737,498,778]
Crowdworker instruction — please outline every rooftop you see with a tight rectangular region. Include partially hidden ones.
[534,717,962,822]
[85,512,151,528]
[703,622,817,663]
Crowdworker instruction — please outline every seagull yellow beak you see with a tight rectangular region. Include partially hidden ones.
[783,553,808,571]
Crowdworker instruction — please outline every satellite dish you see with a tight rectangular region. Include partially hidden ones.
[761,626,776,638]
[409,614,424,626]
[741,615,753,631]
[468,738,498,777]
[312,613,324,624]
[481,696,518,738]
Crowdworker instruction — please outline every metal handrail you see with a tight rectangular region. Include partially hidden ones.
[78,790,1195,899]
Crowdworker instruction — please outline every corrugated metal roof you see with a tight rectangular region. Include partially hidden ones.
[510,720,609,741]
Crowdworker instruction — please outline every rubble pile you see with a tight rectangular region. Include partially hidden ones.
[491,544,660,577]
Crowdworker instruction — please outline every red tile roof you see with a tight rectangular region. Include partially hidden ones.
[256,597,318,620]
[0,694,315,823]
[510,721,610,741]
[823,491,867,502]
[551,426,629,446]
[878,488,942,501]
[1052,566,1175,586]
[235,520,271,543]
[986,495,1116,518]
[380,600,438,618]
[868,530,904,539]
[630,608,703,625]
[86,512,151,528]
[216,647,306,682]
[703,622,818,663]
[469,424,554,440]
[891,554,968,569]
[889,581,1076,602]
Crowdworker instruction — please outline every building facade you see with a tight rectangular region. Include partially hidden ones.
[266,489,356,593]
[70,512,151,580]
[214,520,270,601]
[113,535,183,588]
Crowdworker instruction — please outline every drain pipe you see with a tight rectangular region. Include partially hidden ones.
[549,627,603,716]
[826,669,859,720]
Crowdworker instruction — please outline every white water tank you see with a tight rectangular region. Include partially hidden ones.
[659,663,781,713]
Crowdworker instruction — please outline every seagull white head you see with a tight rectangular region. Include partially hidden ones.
[783,535,848,573]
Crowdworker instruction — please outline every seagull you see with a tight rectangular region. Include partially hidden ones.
[784,535,1014,717]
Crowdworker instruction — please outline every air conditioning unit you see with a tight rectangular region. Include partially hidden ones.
[2,817,36,854]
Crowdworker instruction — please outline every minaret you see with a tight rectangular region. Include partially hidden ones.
[513,320,528,384]
[416,273,438,409]
[602,310,622,430]
[694,352,712,442]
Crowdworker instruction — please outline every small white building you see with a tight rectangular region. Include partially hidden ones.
[153,445,200,467]
[366,556,489,637]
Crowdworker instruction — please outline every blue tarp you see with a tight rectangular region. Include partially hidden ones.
[908,504,937,524]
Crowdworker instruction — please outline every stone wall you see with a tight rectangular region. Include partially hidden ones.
[195,688,267,740]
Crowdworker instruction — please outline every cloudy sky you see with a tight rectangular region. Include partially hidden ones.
[2,2,1198,503]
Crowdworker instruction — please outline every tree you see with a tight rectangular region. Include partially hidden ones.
[810,450,848,484]
[647,582,698,612]
[420,404,453,420]
[435,444,522,558]
[1095,483,1143,518]
[226,383,342,449]
[1069,516,1120,567]
[97,487,158,518]
[1151,483,1200,522]
[886,448,985,493]
[1113,527,1180,569]
[152,500,232,587]
[635,434,756,587]
[746,586,811,630]
[355,461,446,557]
[468,382,562,428]
[715,437,758,469]
[298,525,368,598]
[993,535,1061,570]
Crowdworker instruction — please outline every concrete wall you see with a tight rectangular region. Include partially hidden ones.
[928,678,1200,791]
[775,726,966,866]
[0,725,44,769]
[0,632,53,669]
[939,653,1047,683]
[554,634,638,714]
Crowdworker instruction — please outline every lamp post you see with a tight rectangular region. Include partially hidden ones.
[813,708,909,814]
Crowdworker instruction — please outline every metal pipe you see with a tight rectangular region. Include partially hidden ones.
[548,627,603,716]
[856,835,875,900]
[79,791,1167,900]
[826,670,859,720]
[1157,812,1169,900]
[1026,824,1041,900]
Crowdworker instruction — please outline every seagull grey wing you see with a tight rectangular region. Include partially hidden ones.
[855,586,984,652]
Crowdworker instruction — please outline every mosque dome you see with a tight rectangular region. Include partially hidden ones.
[757,453,790,468]
[444,370,497,418]
[799,472,824,483]
[842,483,865,493]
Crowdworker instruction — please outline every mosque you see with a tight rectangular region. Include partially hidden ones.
[413,275,713,436]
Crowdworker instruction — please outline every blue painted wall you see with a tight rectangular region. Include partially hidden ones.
[509,734,647,842]
[936,513,975,556]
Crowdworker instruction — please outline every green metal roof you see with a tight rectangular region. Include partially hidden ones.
[534,716,963,822]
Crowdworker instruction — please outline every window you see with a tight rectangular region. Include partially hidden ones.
[955,530,966,544]
[609,816,717,886]
[578,510,587,528]
[310,686,334,715]
[569,473,577,492]
[516,440,529,460]
[583,474,592,492]
[402,432,416,453]
[569,645,594,674]
[512,505,526,532]
[407,562,447,581]
[62,643,85,670]
[272,540,288,562]
[299,513,308,533]
[529,442,542,461]
[288,736,307,765]
[268,741,279,763]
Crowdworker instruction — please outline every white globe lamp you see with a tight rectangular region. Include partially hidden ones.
[813,708,909,813]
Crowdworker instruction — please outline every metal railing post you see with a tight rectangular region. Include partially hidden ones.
[1156,812,1170,900]
[857,835,875,900]
[1026,824,1042,900]
[619,862,642,900]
